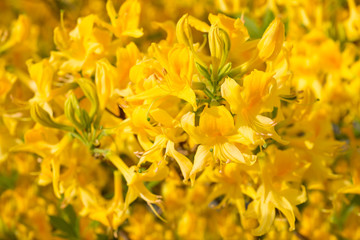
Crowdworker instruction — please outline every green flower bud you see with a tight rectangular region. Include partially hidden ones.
[30,102,73,131]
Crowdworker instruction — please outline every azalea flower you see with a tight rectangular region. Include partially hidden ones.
[182,105,257,184]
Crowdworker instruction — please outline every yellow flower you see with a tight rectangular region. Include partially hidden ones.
[127,43,197,110]
[0,15,30,53]
[115,42,142,89]
[246,148,307,236]
[182,105,256,184]
[221,73,287,145]
[106,0,143,38]
[138,103,193,181]
[205,162,258,220]
[209,13,249,48]
[27,59,53,103]
[78,171,127,229]
[107,153,167,217]
[51,14,111,76]
[124,204,171,240]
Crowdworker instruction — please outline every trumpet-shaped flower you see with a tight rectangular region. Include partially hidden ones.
[127,43,197,110]
[182,105,257,184]
[106,0,143,38]
[51,14,112,76]
[221,72,287,145]
[246,148,307,236]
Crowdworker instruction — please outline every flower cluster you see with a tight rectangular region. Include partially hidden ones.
[1,0,360,239]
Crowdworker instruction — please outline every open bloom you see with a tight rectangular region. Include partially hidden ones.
[221,72,287,145]
[182,105,257,184]
[126,43,197,110]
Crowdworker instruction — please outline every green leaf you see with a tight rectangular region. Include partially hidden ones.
[145,181,161,190]
[331,195,360,230]
[96,233,109,240]
[353,120,360,138]
[243,16,262,39]
[63,205,77,228]
[31,103,75,132]
[0,170,18,194]
[271,107,278,119]
[49,215,77,238]
[262,8,275,33]
[195,62,211,81]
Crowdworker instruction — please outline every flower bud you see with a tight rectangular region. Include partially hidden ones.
[30,102,74,131]
[176,14,193,47]
[65,92,86,130]
[257,17,284,61]
[75,78,99,119]
[95,58,115,112]
[209,25,230,69]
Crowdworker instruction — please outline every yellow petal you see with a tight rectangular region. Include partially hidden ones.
[116,42,141,89]
[152,21,176,44]
[126,85,168,102]
[131,162,169,184]
[150,108,175,127]
[199,106,235,137]
[140,135,168,165]
[209,13,249,45]
[257,18,285,61]
[271,192,296,231]
[252,198,276,236]
[166,141,192,181]
[188,15,210,32]
[181,112,203,144]
[219,142,255,165]
[227,125,257,145]
[106,0,117,25]
[254,115,288,145]
[118,0,143,38]
[27,59,53,101]
[190,145,212,185]
[107,0,143,38]
[51,157,61,198]
[176,86,197,111]
[176,14,193,46]
[221,77,243,113]
[95,58,116,111]
[280,186,307,206]
[124,187,139,210]
[107,153,132,183]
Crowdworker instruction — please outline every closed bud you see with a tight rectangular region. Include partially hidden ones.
[176,14,193,47]
[257,18,285,61]
[195,62,211,80]
[75,78,99,119]
[95,58,115,112]
[209,25,230,69]
[65,92,84,130]
[30,102,74,131]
